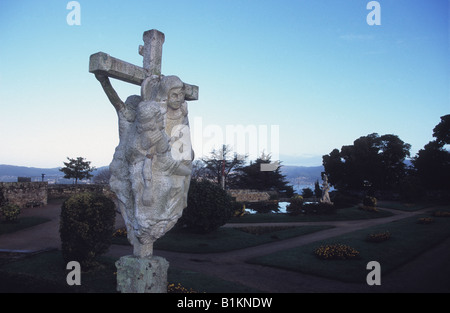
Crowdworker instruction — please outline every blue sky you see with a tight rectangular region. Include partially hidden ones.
[0,0,448,168]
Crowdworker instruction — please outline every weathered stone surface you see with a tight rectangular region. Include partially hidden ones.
[0,182,48,208]
[89,52,199,100]
[141,29,165,76]
[89,52,146,86]
[115,255,169,293]
[90,29,198,259]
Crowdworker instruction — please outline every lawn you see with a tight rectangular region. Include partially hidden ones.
[229,205,394,223]
[377,201,436,212]
[114,225,334,253]
[0,217,51,235]
[0,249,261,293]
[248,211,450,283]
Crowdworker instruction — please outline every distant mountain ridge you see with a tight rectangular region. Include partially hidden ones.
[1,163,323,186]
[280,165,324,188]
[0,164,109,182]
[0,164,62,177]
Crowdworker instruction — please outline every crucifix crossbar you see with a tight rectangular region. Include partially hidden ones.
[89,29,198,101]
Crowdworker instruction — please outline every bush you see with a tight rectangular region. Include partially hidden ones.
[360,196,378,212]
[365,231,391,243]
[286,195,303,215]
[417,217,434,224]
[363,196,377,207]
[314,244,360,260]
[245,201,279,214]
[0,204,21,223]
[304,202,336,215]
[178,179,235,233]
[301,188,314,198]
[331,192,360,209]
[59,192,116,269]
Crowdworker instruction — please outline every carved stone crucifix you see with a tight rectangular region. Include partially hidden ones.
[89,29,198,293]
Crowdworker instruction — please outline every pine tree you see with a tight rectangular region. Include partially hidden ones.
[60,157,95,184]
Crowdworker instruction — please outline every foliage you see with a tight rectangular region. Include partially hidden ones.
[301,187,314,198]
[365,231,391,243]
[412,116,450,192]
[314,180,322,198]
[303,202,336,215]
[314,244,360,260]
[286,195,303,215]
[167,282,199,293]
[363,196,377,207]
[178,179,235,233]
[359,196,378,212]
[331,192,360,209]
[432,114,450,146]
[200,145,247,187]
[60,157,96,184]
[433,210,450,217]
[245,201,279,214]
[233,154,294,197]
[232,202,246,217]
[416,217,434,224]
[59,192,116,269]
[0,204,21,223]
[323,133,411,191]
[93,168,111,184]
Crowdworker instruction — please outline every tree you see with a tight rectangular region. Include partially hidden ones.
[93,167,111,185]
[201,145,247,188]
[301,187,314,198]
[432,114,450,146]
[233,153,294,197]
[412,115,450,191]
[323,133,411,191]
[60,157,96,184]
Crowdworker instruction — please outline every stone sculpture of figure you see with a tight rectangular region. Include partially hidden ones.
[320,173,333,205]
[95,73,193,258]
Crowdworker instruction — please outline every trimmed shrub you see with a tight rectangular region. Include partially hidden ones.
[286,195,303,216]
[417,217,434,224]
[0,204,21,223]
[304,202,336,215]
[59,192,116,269]
[178,179,235,233]
[245,200,279,214]
[365,231,391,243]
[363,196,377,207]
[314,244,360,260]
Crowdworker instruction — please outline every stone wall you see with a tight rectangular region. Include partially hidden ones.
[0,183,116,209]
[0,182,48,208]
[228,189,271,203]
[47,184,115,200]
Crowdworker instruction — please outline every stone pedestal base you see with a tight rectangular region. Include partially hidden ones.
[115,255,169,293]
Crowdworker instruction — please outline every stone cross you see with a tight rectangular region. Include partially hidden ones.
[89,29,198,100]
[89,29,198,293]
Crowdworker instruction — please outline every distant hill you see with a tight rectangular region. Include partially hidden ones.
[0,164,108,183]
[280,165,324,191]
[0,164,61,178]
[1,163,323,189]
